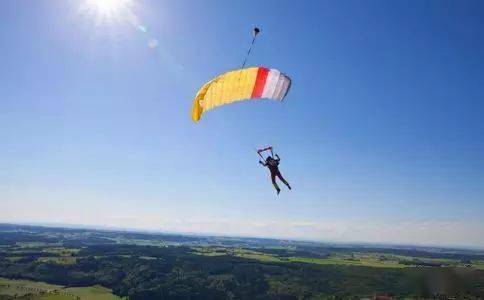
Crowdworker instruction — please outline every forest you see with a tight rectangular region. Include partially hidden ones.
[1,224,484,299]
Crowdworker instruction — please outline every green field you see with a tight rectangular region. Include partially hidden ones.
[195,247,283,262]
[234,249,282,262]
[64,286,124,300]
[195,247,484,270]
[195,247,407,267]
[42,247,80,256]
[0,278,124,300]
[0,277,64,296]
[473,261,484,270]
[37,256,77,265]
[287,255,406,268]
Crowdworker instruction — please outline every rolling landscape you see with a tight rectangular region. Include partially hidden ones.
[1,224,484,299]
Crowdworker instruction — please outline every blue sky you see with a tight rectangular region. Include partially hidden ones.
[1,0,483,248]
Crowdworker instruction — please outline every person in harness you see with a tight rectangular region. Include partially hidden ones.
[258,147,291,194]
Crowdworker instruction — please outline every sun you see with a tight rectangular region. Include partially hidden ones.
[81,0,133,20]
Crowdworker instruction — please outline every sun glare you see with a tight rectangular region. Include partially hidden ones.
[79,0,157,49]
[82,0,133,20]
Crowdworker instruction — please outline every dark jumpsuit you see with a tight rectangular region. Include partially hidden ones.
[262,156,290,192]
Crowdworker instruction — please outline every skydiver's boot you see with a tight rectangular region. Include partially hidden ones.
[278,173,291,190]
[284,180,292,190]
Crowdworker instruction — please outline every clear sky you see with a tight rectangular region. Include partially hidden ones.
[1,0,483,248]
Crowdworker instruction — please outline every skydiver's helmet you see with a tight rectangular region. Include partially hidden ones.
[266,156,273,162]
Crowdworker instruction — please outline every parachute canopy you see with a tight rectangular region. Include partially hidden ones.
[191,67,291,122]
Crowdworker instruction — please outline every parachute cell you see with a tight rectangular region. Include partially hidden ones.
[191,67,291,122]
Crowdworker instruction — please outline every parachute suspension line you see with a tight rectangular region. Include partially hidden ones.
[242,37,256,69]
[236,27,260,93]
[241,27,260,69]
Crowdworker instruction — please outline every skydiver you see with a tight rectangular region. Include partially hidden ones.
[259,154,291,195]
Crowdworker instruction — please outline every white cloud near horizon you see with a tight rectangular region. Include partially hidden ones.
[2,212,483,249]
[2,188,482,249]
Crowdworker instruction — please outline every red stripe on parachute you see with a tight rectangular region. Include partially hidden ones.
[251,67,269,98]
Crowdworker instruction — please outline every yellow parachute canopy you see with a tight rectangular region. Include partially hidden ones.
[191,67,291,122]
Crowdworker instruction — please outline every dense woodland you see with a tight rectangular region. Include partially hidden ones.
[1,224,484,299]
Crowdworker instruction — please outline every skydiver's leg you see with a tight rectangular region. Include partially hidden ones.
[276,172,291,190]
[271,172,281,194]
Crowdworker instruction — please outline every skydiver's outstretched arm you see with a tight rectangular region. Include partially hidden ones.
[275,154,280,162]
[259,160,267,166]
